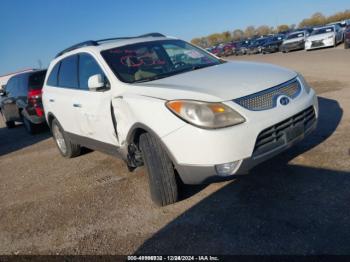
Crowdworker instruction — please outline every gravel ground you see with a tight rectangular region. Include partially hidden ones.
[0,46,349,255]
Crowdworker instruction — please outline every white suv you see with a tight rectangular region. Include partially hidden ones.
[43,33,318,206]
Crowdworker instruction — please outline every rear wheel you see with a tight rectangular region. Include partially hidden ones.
[139,132,179,206]
[345,41,349,49]
[51,118,81,158]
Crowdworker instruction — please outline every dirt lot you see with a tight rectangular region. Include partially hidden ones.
[1,47,350,255]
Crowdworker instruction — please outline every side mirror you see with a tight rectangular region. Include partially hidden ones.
[88,74,106,91]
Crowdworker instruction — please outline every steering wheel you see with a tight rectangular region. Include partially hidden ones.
[173,61,187,69]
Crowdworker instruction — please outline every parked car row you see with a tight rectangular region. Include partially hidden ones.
[1,33,318,206]
[206,20,350,57]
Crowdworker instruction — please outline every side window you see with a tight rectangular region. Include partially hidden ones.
[8,77,19,97]
[78,53,106,90]
[47,62,60,86]
[58,55,79,89]
[29,71,47,90]
[18,74,29,96]
[5,78,15,96]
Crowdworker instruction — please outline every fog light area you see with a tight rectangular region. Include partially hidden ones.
[215,160,241,176]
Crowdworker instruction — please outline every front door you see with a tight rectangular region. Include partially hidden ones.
[72,53,119,146]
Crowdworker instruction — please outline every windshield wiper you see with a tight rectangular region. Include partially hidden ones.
[133,74,170,83]
[133,63,219,83]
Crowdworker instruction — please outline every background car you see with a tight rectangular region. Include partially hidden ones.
[233,40,251,55]
[345,22,350,49]
[0,70,47,133]
[209,46,224,57]
[222,42,236,56]
[280,30,308,53]
[305,25,343,50]
[246,37,269,55]
[261,35,285,54]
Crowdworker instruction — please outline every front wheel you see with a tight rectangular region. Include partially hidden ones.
[51,118,81,158]
[139,132,179,206]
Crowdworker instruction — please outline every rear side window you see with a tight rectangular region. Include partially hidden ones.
[5,77,16,96]
[58,55,78,88]
[29,71,47,90]
[78,53,105,90]
[17,74,29,96]
[47,63,60,86]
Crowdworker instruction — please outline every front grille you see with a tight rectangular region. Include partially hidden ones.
[253,106,316,157]
[234,78,301,111]
[283,41,303,48]
[312,40,324,47]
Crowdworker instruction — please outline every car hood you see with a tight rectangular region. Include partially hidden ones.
[307,32,334,41]
[283,37,304,44]
[129,61,297,102]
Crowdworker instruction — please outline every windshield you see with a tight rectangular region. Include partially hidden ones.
[311,27,334,35]
[270,36,283,42]
[286,32,304,39]
[101,40,221,83]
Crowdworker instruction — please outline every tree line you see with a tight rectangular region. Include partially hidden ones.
[191,10,350,48]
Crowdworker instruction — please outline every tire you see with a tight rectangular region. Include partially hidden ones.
[5,120,15,128]
[51,118,81,158]
[139,132,178,206]
[345,41,349,49]
[22,115,38,134]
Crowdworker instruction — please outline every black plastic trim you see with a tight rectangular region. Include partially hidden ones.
[66,132,125,159]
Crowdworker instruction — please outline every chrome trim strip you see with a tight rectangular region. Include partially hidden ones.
[233,77,301,111]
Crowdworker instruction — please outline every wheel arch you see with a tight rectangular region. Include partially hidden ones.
[47,112,57,129]
[126,123,179,169]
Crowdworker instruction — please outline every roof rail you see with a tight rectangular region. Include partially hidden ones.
[96,32,166,44]
[55,33,166,58]
[55,40,98,58]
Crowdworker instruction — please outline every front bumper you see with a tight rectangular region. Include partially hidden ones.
[262,45,279,53]
[162,89,318,184]
[281,41,305,52]
[305,38,334,50]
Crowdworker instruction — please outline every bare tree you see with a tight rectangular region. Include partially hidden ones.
[256,25,271,36]
[244,26,256,39]
[232,29,244,41]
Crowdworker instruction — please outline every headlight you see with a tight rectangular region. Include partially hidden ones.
[297,74,311,94]
[327,35,333,39]
[166,100,245,129]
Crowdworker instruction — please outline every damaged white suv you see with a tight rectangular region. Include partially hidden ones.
[43,33,318,206]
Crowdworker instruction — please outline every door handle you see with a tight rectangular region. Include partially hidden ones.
[73,103,82,108]
[49,99,55,102]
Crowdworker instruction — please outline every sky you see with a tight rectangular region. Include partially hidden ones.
[0,0,349,75]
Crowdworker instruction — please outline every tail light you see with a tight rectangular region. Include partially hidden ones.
[28,89,44,117]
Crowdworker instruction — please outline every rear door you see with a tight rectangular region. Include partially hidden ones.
[1,76,21,121]
[45,55,81,134]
